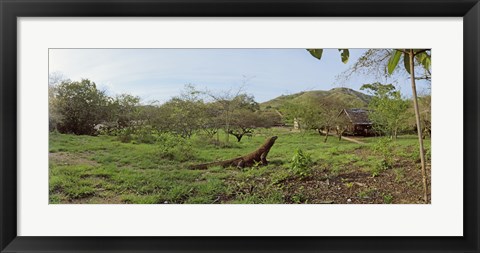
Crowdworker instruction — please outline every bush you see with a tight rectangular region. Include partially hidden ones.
[116,127,134,143]
[371,138,395,167]
[156,133,196,161]
[289,148,313,178]
[133,126,157,144]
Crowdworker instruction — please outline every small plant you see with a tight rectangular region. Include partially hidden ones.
[358,188,376,199]
[383,193,394,204]
[344,182,354,188]
[370,159,390,177]
[289,148,314,178]
[372,138,395,164]
[393,168,405,182]
[370,138,396,176]
[270,169,291,186]
[329,165,343,177]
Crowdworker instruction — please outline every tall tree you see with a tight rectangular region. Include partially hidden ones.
[54,79,111,135]
[360,83,411,139]
[207,89,257,143]
[155,85,207,138]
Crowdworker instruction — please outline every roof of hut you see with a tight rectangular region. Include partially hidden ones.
[340,108,372,125]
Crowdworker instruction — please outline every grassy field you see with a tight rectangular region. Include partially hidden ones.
[49,128,431,204]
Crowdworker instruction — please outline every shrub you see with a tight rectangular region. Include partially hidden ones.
[133,125,157,144]
[156,133,196,161]
[116,128,134,143]
[289,148,313,178]
[370,138,395,175]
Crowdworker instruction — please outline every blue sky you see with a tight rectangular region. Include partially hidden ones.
[49,49,429,104]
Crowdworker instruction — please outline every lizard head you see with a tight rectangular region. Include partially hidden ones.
[270,136,278,141]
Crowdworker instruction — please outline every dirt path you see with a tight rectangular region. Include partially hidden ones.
[320,130,366,145]
[340,136,365,144]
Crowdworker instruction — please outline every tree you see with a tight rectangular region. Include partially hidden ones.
[388,49,431,203]
[283,95,349,142]
[201,102,223,139]
[317,97,350,142]
[111,94,141,128]
[207,88,257,143]
[228,110,279,142]
[54,79,111,135]
[360,83,411,139]
[418,95,431,138]
[48,72,69,132]
[155,85,207,138]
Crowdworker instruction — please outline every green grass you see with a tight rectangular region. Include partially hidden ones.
[49,129,430,204]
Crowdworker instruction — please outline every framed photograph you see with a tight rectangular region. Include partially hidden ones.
[1,0,479,252]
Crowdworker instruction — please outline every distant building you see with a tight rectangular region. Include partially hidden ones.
[338,108,373,136]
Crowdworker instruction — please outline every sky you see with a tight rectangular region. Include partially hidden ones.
[49,49,430,104]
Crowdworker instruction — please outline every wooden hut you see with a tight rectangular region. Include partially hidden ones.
[337,108,373,136]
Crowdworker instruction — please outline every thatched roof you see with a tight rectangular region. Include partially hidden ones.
[340,108,372,125]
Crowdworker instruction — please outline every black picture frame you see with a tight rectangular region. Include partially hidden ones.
[1,0,479,252]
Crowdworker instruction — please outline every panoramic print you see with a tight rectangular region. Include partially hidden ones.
[48,48,431,204]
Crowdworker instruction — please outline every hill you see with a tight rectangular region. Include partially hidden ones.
[260,87,371,111]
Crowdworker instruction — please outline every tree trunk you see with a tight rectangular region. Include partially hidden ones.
[338,130,343,141]
[236,134,243,142]
[408,49,428,203]
[323,128,329,143]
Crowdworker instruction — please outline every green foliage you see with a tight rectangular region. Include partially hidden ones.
[117,128,134,143]
[111,94,141,128]
[403,51,411,74]
[307,49,323,60]
[388,50,402,74]
[358,188,376,199]
[387,49,431,75]
[307,48,350,63]
[339,49,350,63]
[393,168,405,182]
[53,79,111,135]
[370,138,396,176]
[383,193,394,204]
[361,82,411,138]
[289,148,313,178]
[132,125,157,144]
[416,51,431,70]
[370,159,389,177]
[156,133,196,162]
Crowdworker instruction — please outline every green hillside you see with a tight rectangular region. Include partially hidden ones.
[260,87,371,111]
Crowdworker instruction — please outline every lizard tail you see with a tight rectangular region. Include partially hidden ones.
[188,157,240,170]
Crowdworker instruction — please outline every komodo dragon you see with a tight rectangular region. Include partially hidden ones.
[189,136,278,170]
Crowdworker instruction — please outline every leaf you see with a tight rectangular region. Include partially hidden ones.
[415,52,430,69]
[307,49,323,60]
[338,49,350,64]
[388,50,402,75]
[403,52,411,74]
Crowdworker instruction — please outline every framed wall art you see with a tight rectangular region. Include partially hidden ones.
[1,0,478,252]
